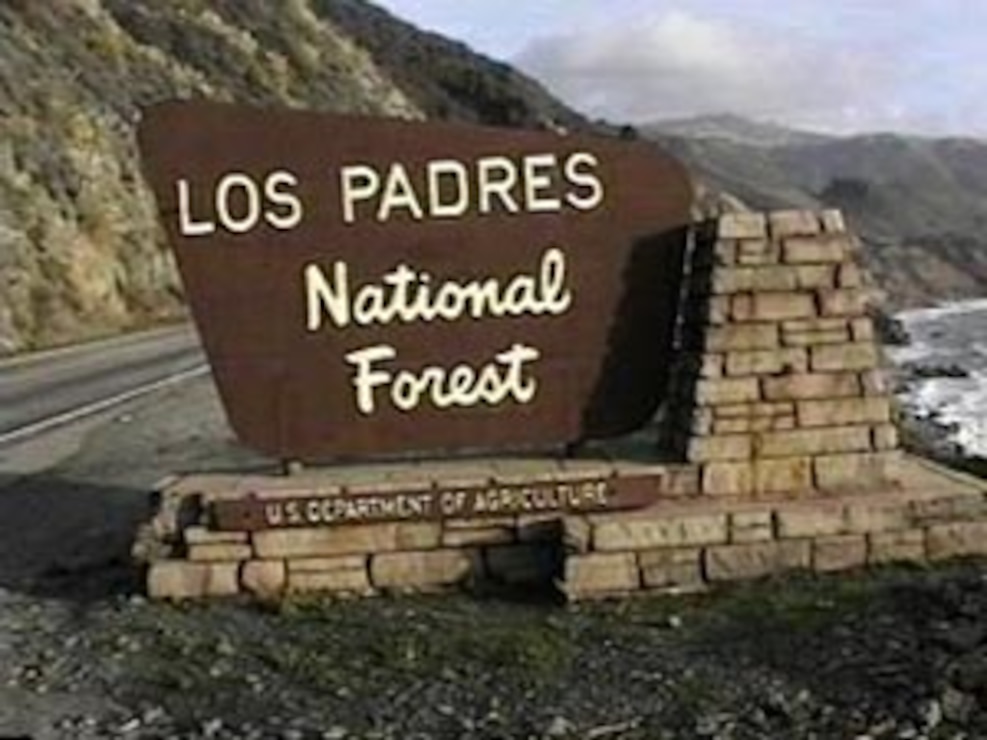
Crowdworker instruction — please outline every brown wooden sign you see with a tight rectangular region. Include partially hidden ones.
[138,101,692,461]
[210,473,662,531]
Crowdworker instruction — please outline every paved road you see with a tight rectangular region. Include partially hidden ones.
[0,324,207,444]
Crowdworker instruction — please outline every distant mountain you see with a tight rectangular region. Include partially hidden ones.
[647,116,987,308]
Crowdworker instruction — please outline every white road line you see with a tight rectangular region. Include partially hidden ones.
[0,364,210,447]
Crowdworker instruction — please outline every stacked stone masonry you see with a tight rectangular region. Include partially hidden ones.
[674,209,902,498]
[563,463,987,601]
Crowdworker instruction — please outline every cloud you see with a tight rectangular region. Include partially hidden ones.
[514,10,901,132]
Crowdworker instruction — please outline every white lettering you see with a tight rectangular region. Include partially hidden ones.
[215,173,261,234]
[263,170,303,231]
[427,159,470,218]
[477,156,520,214]
[340,165,380,224]
[377,164,424,222]
[564,152,604,211]
[177,179,216,237]
[523,153,561,212]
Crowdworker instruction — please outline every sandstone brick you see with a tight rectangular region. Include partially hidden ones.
[737,239,779,266]
[485,544,558,584]
[755,457,813,493]
[730,294,754,321]
[926,522,987,560]
[715,401,794,419]
[371,549,478,589]
[860,369,889,396]
[845,499,911,534]
[253,523,440,559]
[911,494,987,525]
[148,561,240,600]
[688,435,753,463]
[713,239,737,265]
[814,452,900,490]
[775,502,846,538]
[769,210,821,238]
[692,408,714,435]
[714,418,753,435]
[701,354,725,378]
[564,553,640,598]
[666,467,702,496]
[813,535,867,572]
[702,462,754,496]
[442,526,515,548]
[762,373,860,401]
[706,296,732,325]
[796,398,891,428]
[772,416,797,431]
[820,209,846,233]
[751,266,805,292]
[187,543,252,562]
[783,318,850,334]
[757,427,871,458]
[818,289,868,317]
[705,540,810,581]
[872,424,900,450]
[719,212,767,240]
[706,324,779,352]
[288,555,368,572]
[712,267,755,294]
[594,513,728,551]
[868,529,926,565]
[730,510,774,543]
[811,343,880,372]
[639,548,704,591]
[288,568,372,595]
[184,526,249,546]
[795,265,837,289]
[783,234,849,264]
[752,292,817,321]
[783,330,851,347]
[696,377,761,406]
[725,348,808,376]
[240,560,286,600]
[838,264,865,289]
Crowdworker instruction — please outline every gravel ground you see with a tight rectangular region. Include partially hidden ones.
[1,377,987,739]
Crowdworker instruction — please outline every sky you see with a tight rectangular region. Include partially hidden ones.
[375,0,986,137]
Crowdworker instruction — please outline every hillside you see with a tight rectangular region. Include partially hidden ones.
[646,115,987,308]
[0,0,586,354]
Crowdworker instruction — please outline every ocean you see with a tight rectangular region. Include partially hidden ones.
[888,298,987,458]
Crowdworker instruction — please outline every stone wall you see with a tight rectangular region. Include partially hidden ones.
[667,209,901,497]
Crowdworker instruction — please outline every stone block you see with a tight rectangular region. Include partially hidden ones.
[872,424,900,450]
[565,516,593,552]
[820,209,846,233]
[818,289,868,317]
[926,522,987,560]
[751,292,817,321]
[240,560,286,601]
[814,452,900,490]
[719,212,767,240]
[371,549,478,589]
[845,499,911,534]
[769,210,820,238]
[726,348,808,377]
[838,264,865,289]
[751,266,804,292]
[714,418,754,434]
[813,535,867,572]
[666,467,702,496]
[762,373,860,401]
[754,457,813,493]
[696,377,761,406]
[706,324,780,352]
[187,543,253,563]
[911,494,987,525]
[288,569,372,595]
[715,401,794,419]
[148,561,240,600]
[868,529,926,565]
[288,555,368,572]
[730,510,774,543]
[713,239,737,265]
[712,267,755,294]
[783,235,849,264]
[775,502,846,538]
[783,330,851,347]
[796,398,891,428]
[639,548,704,590]
[253,522,440,559]
[184,526,249,546]
[485,544,558,584]
[782,317,849,333]
[594,512,728,551]
[688,435,753,463]
[757,427,872,458]
[860,369,889,396]
[702,462,754,496]
[564,553,640,598]
[737,239,779,266]
[692,408,715,435]
[811,343,880,372]
[704,540,810,581]
[442,526,515,547]
[701,354,725,378]
[795,265,837,289]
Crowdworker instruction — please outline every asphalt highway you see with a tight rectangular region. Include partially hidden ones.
[0,324,207,445]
